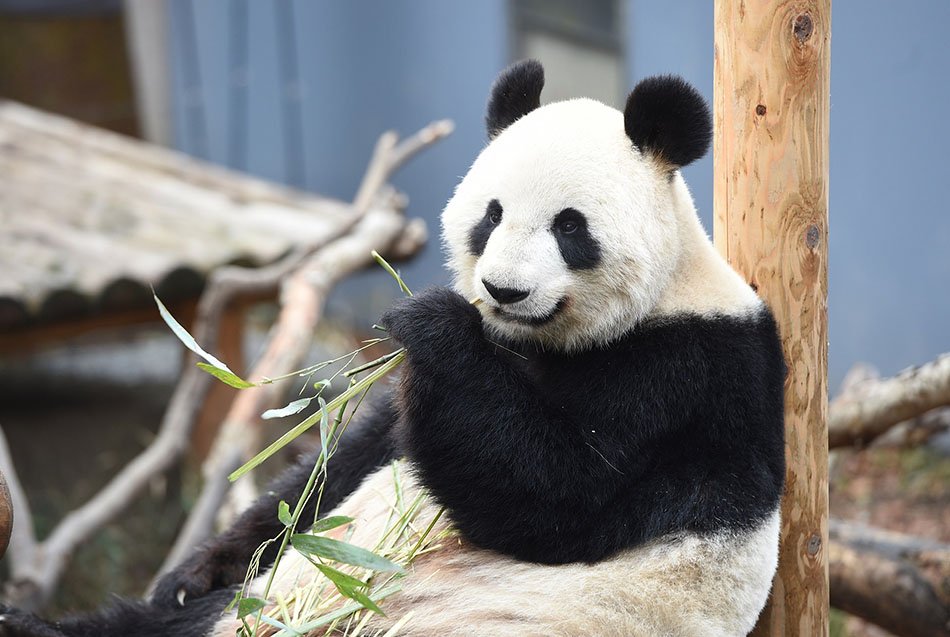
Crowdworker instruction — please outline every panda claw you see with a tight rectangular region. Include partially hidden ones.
[177,588,187,606]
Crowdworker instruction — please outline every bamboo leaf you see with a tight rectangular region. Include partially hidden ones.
[290,534,402,572]
[196,362,256,389]
[262,397,313,420]
[311,515,354,533]
[337,584,385,616]
[371,250,413,296]
[154,292,241,376]
[278,584,402,635]
[237,597,268,619]
[277,501,293,527]
[313,563,368,589]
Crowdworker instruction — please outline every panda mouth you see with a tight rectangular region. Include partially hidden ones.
[492,298,566,326]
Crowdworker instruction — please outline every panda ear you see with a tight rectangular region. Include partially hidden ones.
[623,75,712,168]
[486,59,545,139]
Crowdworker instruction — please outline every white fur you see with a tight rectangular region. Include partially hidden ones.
[443,98,759,353]
[212,465,779,637]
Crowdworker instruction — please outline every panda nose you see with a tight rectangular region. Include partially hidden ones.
[482,279,530,304]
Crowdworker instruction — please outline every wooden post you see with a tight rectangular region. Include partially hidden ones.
[713,1,831,635]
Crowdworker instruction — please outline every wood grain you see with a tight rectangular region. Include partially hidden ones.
[713,1,831,635]
[0,469,11,559]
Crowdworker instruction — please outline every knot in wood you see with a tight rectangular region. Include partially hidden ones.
[806,532,822,556]
[755,104,767,116]
[794,13,814,43]
[805,224,821,249]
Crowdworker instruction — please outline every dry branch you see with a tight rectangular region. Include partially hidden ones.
[155,121,449,581]
[870,407,950,450]
[829,354,950,448]
[830,519,950,637]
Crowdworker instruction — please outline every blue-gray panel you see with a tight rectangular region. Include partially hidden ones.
[829,1,950,385]
[168,0,508,314]
[625,0,714,232]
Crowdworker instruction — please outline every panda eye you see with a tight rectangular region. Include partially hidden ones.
[558,219,578,234]
[487,200,503,225]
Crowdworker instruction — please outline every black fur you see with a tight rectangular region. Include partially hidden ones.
[0,590,232,637]
[624,75,712,168]
[381,287,785,564]
[552,208,601,270]
[485,59,544,139]
[467,198,503,256]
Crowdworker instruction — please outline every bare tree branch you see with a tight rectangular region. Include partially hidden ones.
[154,121,448,582]
[830,519,950,637]
[870,407,950,450]
[829,353,950,448]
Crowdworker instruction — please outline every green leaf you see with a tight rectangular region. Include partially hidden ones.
[372,250,413,297]
[154,292,240,376]
[290,534,402,572]
[338,584,385,616]
[196,362,256,389]
[285,584,402,634]
[313,563,368,589]
[237,596,268,619]
[311,515,353,533]
[277,501,293,527]
[262,397,313,420]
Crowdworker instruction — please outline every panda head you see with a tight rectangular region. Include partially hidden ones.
[442,59,713,351]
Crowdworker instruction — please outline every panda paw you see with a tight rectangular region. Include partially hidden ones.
[0,607,65,637]
[380,287,482,354]
[151,545,239,609]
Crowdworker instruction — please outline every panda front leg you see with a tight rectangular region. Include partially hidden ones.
[381,287,631,563]
[152,392,399,608]
[1,587,235,637]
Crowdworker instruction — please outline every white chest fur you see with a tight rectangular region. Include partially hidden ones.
[212,463,779,637]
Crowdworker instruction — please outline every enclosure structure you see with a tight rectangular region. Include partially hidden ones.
[713,1,831,634]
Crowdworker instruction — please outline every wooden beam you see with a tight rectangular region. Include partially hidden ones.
[713,1,831,635]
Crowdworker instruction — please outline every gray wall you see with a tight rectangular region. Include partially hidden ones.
[167,0,950,387]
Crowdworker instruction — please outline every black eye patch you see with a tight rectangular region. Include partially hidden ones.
[552,208,601,270]
[468,199,503,256]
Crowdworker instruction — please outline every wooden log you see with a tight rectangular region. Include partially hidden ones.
[0,469,11,559]
[713,1,831,634]
[829,534,950,637]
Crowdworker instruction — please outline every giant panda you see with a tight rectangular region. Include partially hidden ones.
[0,60,786,637]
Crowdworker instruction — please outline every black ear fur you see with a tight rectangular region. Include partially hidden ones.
[624,75,712,168]
[486,59,544,139]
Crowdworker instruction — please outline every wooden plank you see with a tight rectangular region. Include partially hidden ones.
[0,99,356,325]
[713,1,831,635]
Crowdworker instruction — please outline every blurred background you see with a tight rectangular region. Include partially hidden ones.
[0,1,947,634]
